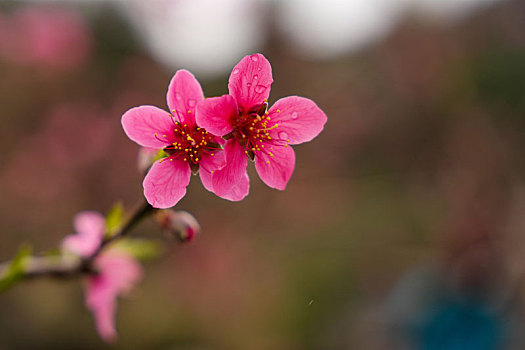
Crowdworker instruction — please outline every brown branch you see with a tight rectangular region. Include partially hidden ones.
[0,200,156,281]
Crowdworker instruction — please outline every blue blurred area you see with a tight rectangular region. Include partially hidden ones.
[419,298,504,350]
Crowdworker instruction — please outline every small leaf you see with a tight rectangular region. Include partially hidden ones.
[109,239,164,261]
[153,148,168,162]
[106,202,124,237]
[0,245,32,293]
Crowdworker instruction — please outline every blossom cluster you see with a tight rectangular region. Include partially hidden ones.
[122,53,327,208]
[61,209,200,342]
[53,53,326,343]
[62,211,142,343]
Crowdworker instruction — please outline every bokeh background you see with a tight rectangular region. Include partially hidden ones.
[1,0,525,349]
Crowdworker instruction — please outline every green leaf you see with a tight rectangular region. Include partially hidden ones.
[106,202,124,237]
[109,239,164,261]
[0,245,32,293]
[153,149,168,162]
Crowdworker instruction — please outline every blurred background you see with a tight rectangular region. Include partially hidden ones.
[1,0,525,349]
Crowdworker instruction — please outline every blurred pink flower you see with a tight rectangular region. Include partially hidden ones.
[196,53,327,200]
[122,70,226,208]
[0,6,92,69]
[61,211,143,343]
[3,103,114,207]
[86,252,143,343]
[62,211,106,257]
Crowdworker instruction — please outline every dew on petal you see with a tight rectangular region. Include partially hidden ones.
[254,75,258,80]
[176,93,182,100]
[278,131,288,140]
[292,112,298,120]
[188,99,196,107]
[232,68,240,74]
[255,85,266,93]
[251,55,258,62]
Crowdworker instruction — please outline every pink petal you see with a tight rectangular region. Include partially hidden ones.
[199,151,226,193]
[74,211,106,239]
[96,253,143,293]
[86,278,117,343]
[267,96,327,145]
[212,139,249,201]
[143,157,191,208]
[166,69,204,126]
[62,235,98,258]
[254,145,295,190]
[220,172,250,201]
[121,106,174,149]
[86,253,143,343]
[62,211,105,257]
[195,95,237,136]
[228,53,273,113]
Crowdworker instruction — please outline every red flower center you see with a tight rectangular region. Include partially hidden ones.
[156,120,220,165]
[230,102,288,160]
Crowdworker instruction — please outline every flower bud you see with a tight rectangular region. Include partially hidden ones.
[156,210,200,243]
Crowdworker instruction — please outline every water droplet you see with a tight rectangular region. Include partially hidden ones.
[176,93,182,100]
[247,83,252,87]
[279,131,288,140]
[292,112,298,120]
[251,55,258,62]
[188,99,196,107]
[254,85,265,93]
[254,74,258,80]
[232,68,240,74]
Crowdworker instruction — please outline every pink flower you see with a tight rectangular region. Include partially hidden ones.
[196,53,327,200]
[85,252,142,343]
[62,211,106,257]
[122,70,226,208]
[0,6,92,69]
[62,212,143,343]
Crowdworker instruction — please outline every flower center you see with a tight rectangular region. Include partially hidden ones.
[156,120,220,166]
[230,102,289,162]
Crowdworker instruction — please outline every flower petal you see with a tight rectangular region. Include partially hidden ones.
[166,69,204,126]
[267,96,327,145]
[195,95,236,136]
[199,151,226,193]
[86,253,143,343]
[228,53,273,113]
[74,211,106,239]
[121,106,174,148]
[86,276,118,343]
[220,173,250,201]
[96,253,143,294]
[254,145,295,190]
[212,139,249,201]
[143,157,191,208]
[62,211,105,257]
